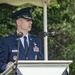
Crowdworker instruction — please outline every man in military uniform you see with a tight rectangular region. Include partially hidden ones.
[0,7,44,73]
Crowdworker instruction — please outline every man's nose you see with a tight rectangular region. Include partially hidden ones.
[29,20,32,24]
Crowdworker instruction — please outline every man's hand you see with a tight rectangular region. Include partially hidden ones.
[6,61,13,69]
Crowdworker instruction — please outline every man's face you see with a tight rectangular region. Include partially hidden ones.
[17,18,32,32]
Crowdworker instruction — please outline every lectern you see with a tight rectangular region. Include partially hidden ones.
[1,60,72,75]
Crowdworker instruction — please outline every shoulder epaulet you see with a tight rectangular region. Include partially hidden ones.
[4,33,14,38]
[31,35,38,38]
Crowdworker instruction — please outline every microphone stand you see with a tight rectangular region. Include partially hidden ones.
[39,31,75,58]
[49,36,75,58]
[12,38,20,75]
[12,32,23,75]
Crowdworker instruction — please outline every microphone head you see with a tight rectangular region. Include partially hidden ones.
[17,32,23,38]
[39,31,58,37]
[48,31,58,37]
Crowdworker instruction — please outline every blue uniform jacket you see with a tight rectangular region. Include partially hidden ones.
[0,32,44,73]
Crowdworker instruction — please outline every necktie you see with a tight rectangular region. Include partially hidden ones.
[24,36,29,54]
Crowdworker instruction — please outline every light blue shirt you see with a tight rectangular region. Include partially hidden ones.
[20,34,29,48]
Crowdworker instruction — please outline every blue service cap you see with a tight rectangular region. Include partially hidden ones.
[11,7,33,20]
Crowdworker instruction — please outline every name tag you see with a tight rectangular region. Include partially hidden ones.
[12,50,18,52]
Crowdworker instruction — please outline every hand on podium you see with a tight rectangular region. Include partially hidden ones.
[6,61,13,69]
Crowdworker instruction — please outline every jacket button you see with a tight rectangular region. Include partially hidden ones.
[26,57,28,59]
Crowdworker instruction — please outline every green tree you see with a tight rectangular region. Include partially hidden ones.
[47,0,75,74]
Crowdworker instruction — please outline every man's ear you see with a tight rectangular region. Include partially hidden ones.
[16,19,21,26]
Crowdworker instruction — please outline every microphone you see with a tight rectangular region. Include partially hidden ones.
[17,32,23,38]
[39,31,58,37]
[47,31,58,37]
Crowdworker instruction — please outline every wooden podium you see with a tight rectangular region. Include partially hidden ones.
[1,60,72,75]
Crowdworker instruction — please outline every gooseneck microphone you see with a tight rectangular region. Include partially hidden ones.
[39,31,75,59]
[13,32,23,75]
[17,32,23,38]
[39,31,58,37]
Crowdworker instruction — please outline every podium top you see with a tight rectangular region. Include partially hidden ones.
[1,60,72,75]
[18,60,72,64]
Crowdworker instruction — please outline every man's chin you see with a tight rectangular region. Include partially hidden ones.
[28,29,31,32]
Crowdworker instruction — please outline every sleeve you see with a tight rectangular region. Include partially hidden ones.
[0,38,8,73]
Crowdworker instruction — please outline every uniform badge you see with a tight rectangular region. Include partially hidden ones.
[12,50,18,52]
[13,56,17,60]
[33,42,39,52]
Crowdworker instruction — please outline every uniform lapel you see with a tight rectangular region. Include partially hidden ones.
[27,34,33,56]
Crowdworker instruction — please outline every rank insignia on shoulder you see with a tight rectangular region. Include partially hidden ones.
[31,35,38,38]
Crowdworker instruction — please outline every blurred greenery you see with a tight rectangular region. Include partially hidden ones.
[0,0,75,75]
